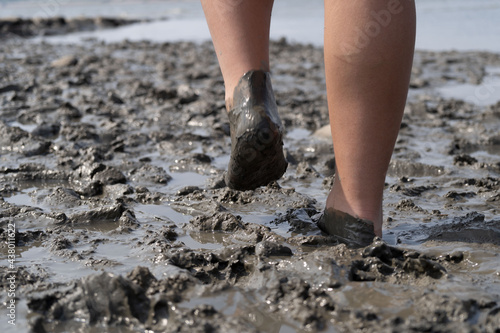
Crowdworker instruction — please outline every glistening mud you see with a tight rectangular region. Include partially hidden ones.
[1,36,500,332]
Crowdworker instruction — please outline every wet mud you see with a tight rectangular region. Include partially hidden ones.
[0,30,500,332]
[0,17,145,39]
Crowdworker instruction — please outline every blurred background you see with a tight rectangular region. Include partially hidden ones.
[1,0,500,52]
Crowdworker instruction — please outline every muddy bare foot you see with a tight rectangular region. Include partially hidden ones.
[225,70,287,190]
[317,207,376,248]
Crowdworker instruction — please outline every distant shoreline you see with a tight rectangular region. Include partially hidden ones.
[2,0,500,53]
[0,16,149,39]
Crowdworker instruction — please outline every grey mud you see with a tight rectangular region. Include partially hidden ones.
[0,20,499,333]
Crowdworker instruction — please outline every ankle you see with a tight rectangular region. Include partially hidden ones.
[225,97,233,112]
[326,183,383,236]
[224,69,272,112]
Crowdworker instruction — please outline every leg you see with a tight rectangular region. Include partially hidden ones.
[324,0,416,236]
[200,0,274,109]
[201,0,287,190]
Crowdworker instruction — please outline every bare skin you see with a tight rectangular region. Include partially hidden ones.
[200,0,274,110]
[324,0,416,236]
[201,0,416,237]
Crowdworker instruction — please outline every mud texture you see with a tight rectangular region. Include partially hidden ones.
[0,26,500,333]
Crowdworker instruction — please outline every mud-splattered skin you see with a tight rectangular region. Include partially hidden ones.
[317,208,375,248]
[1,24,500,332]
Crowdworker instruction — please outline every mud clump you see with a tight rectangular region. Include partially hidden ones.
[28,272,151,325]
[186,212,244,232]
[1,27,500,332]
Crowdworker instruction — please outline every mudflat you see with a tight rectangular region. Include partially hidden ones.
[1,27,500,332]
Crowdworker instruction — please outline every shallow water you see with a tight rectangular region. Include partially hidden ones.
[3,0,500,52]
[1,36,500,332]
[437,69,500,106]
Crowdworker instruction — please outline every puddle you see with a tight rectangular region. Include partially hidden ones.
[3,191,35,207]
[212,154,230,170]
[335,283,415,320]
[177,289,315,333]
[482,145,500,155]
[286,177,328,206]
[167,171,210,192]
[437,72,500,106]
[135,203,190,225]
[7,121,37,133]
[286,128,312,141]
[71,219,120,232]
[3,187,50,212]
[179,232,227,250]
[2,241,97,284]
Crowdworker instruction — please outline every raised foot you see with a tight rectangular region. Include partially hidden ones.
[225,70,287,190]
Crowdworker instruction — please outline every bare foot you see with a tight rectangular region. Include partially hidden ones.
[225,70,287,190]
[317,207,376,248]
[324,173,383,237]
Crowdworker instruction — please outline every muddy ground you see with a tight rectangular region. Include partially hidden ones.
[0,26,500,332]
[0,17,145,39]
